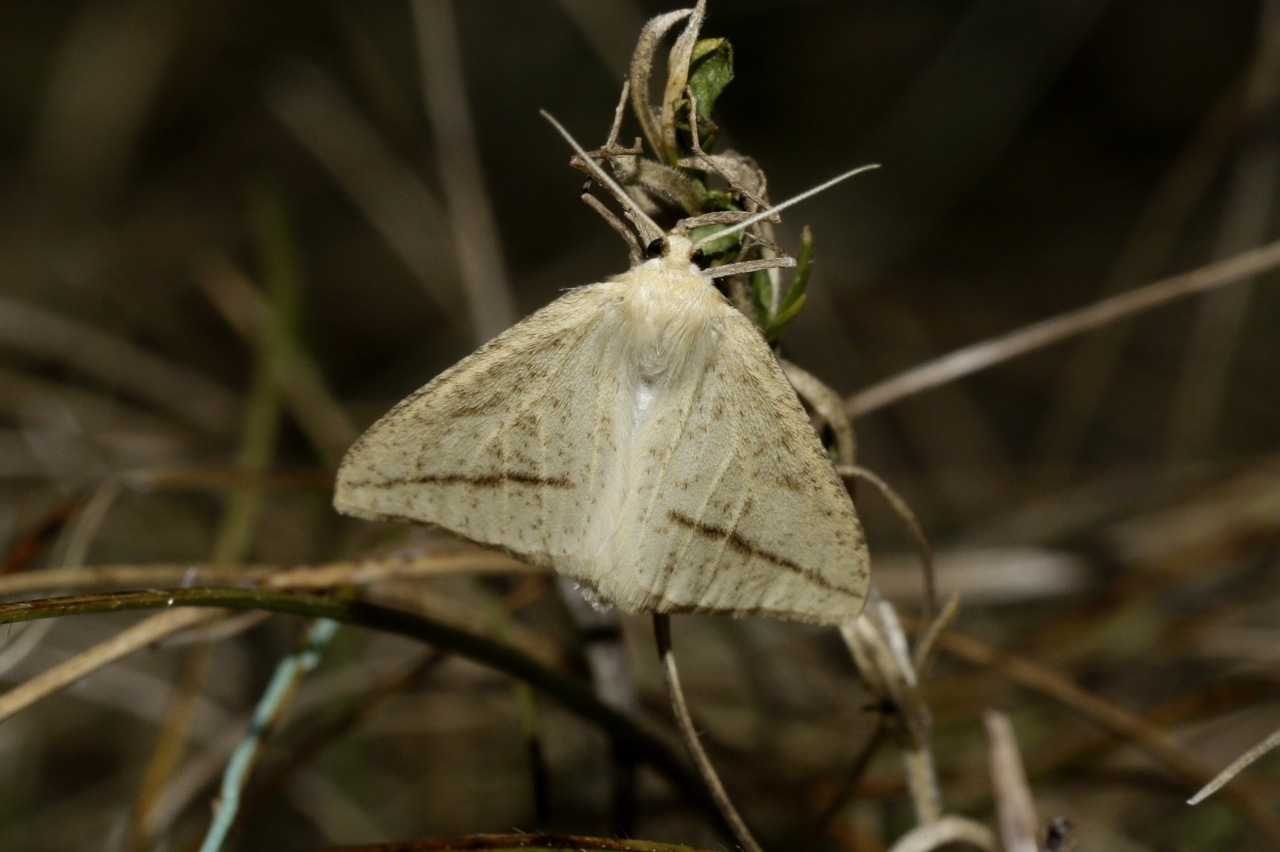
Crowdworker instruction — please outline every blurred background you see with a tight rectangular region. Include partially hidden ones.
[1,0,1279,850]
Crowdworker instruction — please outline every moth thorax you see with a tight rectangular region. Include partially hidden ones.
[623,266,718,385]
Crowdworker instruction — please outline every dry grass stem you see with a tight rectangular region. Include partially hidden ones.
[983,711,1039,852]
[931,623,1280,844]
[783,359,858,465]
[653,614,763,852]
[0,551,532,598]
[0,607,221,724]
[1189,725,1280,805]
[837,464,937,638]
[628,8,693,160]
[846,236,1280,419]
[195,253,359,464]
[413,0,518,343]
[884,815,995,852]
[0,296,238,436]
[263,64,467,327]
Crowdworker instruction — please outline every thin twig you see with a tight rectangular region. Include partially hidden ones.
[1189,725,1280,805]
[0,587,726,833]
[837,464,937,645]
[0,550,532,598]
[845,236,1280,419]
[0,607,221,724]
[782,360,857,464]
[804,715,887,850]
[1168,0,1280,460]
[911,592,961,679]
[653,614,763,852]
[0,296,238,436]
[413,0,519,343]
[194,252,358,466]
[884,815,995,852]
[983,711,1038,852]
[922,619,1280,845]
[263,63,467,327]
[198,618,340,852]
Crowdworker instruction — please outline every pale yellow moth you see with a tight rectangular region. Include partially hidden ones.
[334,114,874,625]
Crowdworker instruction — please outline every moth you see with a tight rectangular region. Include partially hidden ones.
[334,114,873,625]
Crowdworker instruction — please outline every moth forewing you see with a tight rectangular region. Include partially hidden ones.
[334,283,626,562]
[335,238,869,625]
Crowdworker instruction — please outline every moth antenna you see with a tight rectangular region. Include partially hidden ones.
[691,163,881,251]
[540,109,664,244]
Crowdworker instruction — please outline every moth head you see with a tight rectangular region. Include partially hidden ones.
[645,233,698,261]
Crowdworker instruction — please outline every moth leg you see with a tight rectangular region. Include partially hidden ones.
[705,256,797,279]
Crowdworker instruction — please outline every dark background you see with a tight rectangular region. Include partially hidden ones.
[0,1,1278,850]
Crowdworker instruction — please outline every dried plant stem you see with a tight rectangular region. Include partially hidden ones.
[195,253,357,465]
[782,360,857,464]
[0,551,532,598]
[413,0,518,343]
[198,617,339,852]
[0,587,723,830]
[804,716,887,850]
[128,636,213,848]
[845,236,1280,419]
[928,622,1280,844]
[0,607,220,724]
[1189,725,1280,805]
[902,746,943,826]
[0,550,532,596]
[264,64,467,327]
[653,614,764,852]
[884,816,995,852]
[983,711,1038,852]
[136,197,298,849]
[237,651,447,827]
[837,465,937,642]
[0,296,238,435]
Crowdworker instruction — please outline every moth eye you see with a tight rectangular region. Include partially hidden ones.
[645,238,665,259]
[690,248,706,267]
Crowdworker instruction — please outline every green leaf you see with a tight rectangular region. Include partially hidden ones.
[763,293,807,343]
[752,227,815,342]
[749,268,772,325]
[682,37,734,151]
[780,224,815,311]
[687,174,738,211]
[688,223,740,262]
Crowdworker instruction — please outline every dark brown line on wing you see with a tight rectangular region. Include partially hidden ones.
[359,472,573,488]
[667,510,859,597]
